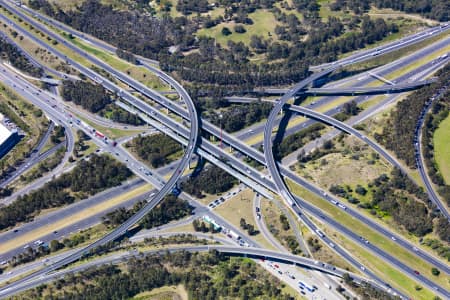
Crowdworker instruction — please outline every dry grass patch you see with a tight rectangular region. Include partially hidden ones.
[132,285,188,300]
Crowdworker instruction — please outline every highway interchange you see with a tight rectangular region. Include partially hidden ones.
[0,1,449,298]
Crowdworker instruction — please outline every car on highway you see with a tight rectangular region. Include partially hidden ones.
[414,270,420,275]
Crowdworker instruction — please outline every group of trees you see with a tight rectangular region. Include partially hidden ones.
[334,100,361,121]
[329,184,362,205]
[239,217,259,235]
[100,103,145,126]
[181,165,237,198]
[422,237,450,261]
[276,123,325,159]
[61,80,112,113]
[363,169,435,237]
[209,102,273,133]
[341,273,401,300]
[115,48,138,65]
[193,219,221,233]
[126,133,182,168]
[0,37,43,77]
[7,229,91,267]
[30,0,179,60]
[21,250,294,300]
[377,82,436,167]
[103,194,193,229]
[0,154,131,230]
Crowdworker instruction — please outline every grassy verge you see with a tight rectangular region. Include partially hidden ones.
[65,35,169,91]
[214,189,276,250]
[75,114,143,140]
[325,228,436,300]
[433,114,450,184]
[286,179,450,291]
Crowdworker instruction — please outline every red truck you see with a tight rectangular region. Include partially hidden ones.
[94,131,105,139]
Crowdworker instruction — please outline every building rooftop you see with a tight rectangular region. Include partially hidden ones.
[0,122,13,145]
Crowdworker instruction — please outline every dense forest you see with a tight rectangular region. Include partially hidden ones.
[0,154,131,230]
[19,250,295,299]
[0,37,43,77]
[103,194,193,229]
[30,0,400,112]
[61,80,112,113]
[126,133,182,168]
[181,165,237,197]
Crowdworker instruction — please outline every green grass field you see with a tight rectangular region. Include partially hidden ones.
[434,114,450,184]
[197,9,278,47]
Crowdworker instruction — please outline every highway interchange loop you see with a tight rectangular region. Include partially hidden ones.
[0,1,449,298]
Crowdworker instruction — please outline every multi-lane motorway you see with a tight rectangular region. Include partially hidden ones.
[0,1,449,298]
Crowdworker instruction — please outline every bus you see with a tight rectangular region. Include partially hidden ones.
[298,280,315,292]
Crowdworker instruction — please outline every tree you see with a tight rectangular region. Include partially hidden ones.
[240,218,248,229]
[342,273,353,284]
[222,27,232,36]
[49,240,62,252]
[234,25,246,33]
[355,185,367,196]
[431,267,440,276]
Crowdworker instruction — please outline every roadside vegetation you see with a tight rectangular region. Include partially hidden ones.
[61,80,144,125]
[261,199,304,255]
[17,250,295,299]
[0,154,132,230]
[207,102,273,133]
[296,134,388,188]
[0,84,49,192]
[103,194,193,229]
[125,133,182,168]
[61,80,112,113]
[295,130,449,258]
[376,65,450,171]
[0,37,43,77]
[181,165,237,198]
[19,145,66,184]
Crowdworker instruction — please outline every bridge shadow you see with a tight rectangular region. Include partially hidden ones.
[271,91,308,161]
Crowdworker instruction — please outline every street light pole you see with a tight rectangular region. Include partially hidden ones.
[219,113,223,149]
